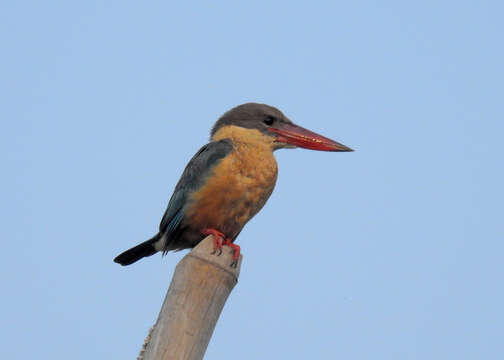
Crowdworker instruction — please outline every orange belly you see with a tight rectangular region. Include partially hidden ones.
[184,141,278,239]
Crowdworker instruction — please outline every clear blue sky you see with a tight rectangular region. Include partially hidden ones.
[2,1,503,359]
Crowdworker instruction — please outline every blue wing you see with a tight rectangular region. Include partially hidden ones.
[158,139,233,236]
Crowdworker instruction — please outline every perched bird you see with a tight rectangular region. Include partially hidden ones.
[114,103,352,267]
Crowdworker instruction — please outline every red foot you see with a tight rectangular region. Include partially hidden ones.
[201,228,240,267]
[201,228,225,254]
[223,238,240,266]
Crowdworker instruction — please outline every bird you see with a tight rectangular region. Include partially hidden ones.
[114,103,352,267]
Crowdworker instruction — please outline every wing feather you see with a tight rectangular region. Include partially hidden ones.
[158,139,233,235]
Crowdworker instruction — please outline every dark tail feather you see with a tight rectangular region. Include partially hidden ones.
[114,234,161,266]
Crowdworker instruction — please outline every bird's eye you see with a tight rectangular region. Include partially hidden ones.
[264,116,275,126]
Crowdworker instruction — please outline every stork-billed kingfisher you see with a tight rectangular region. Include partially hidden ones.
[114,103,352,267]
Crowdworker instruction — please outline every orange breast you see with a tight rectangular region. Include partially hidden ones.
[184,128,278,238]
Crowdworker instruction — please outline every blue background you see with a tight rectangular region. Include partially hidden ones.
[2,1,503,359]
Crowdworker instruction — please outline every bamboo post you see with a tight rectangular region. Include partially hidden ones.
[139,235,242,360]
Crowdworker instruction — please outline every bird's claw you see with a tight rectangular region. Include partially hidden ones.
[223,239,240,268]
[201,228,225,257]
[200,229,240,266]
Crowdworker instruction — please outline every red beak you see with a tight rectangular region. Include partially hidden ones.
[268,123,353,152]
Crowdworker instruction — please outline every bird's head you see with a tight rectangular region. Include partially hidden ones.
[210,103,353,152]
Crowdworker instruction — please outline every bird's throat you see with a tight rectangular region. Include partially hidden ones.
[211,125,276,151]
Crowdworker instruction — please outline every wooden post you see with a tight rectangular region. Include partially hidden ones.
[139,235,242,360]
